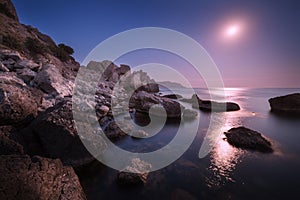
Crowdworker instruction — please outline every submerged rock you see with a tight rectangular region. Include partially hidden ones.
[269,93,300,115]
[224,127,273,153]
[0,155,86,200]
[117,158,152,186]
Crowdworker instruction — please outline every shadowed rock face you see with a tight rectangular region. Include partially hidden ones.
[0,155,86,200]
[269,93,300,115]
[224,127,273,153]
[0,0,18,21]
[20,100,106,168]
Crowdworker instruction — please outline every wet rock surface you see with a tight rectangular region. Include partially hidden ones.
[224,127,273,153]
[117,158,152,186]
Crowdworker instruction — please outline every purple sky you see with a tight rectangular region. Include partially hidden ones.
[12,0,300,88]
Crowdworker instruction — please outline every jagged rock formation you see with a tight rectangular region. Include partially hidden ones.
[0,155,86,200]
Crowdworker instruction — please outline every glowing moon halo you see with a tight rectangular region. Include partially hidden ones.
[225,25,239,37]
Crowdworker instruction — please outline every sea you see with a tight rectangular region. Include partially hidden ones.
[78,88,300,200]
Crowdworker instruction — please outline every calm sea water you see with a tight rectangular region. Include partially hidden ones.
[78,88,300,200]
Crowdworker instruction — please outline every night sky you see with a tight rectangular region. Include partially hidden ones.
[12,0,300,88]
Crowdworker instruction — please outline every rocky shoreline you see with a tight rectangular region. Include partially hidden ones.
[1,0,297,198]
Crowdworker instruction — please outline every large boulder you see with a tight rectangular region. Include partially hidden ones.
[224,127,273,153]
[20,100,106,167]
[0,73,38,125]
[269,93,300,115]
[0,155,86,199]
[191,94,240,112]
[129,91,184,118]
[33,64,73,97]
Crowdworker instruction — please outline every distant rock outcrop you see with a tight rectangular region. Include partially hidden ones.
[224,127,273,153]
[269,93,300,115]
[191,94,240,112]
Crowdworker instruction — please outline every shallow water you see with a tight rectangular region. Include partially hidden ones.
[78,88,300,200]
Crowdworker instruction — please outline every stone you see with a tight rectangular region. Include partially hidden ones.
[104,120,132,141]
[0,127,24,155]
[33,64,73,97]
[162,94,183,99]
[118,64,131,75]
[182,109,198,120]
[131,130,149,139]
[224,126,273,153]
[191,94,240,112]
[0,74,38,125]
[117,158,152,186]
[269,93,300,115]
[14,59,40,71]
[0,61,9,72]
[0,49,22,61]
[97,105,110,116]
[0,155,86,199]
[16,67,37,83]
[0,0,19,21]
[20,100,106,167]
[129,91,184,118]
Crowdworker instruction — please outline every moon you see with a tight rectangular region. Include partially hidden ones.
[225,25,240,37]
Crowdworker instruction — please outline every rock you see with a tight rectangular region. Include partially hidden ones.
[16,67,37,83]
[131,130,149,139]
[1,58,15,69]
[191,94,240,112]
[117,158,152,186]
[224,127,273,153]
[33,64,73,97]
[171,189,197,200]
[0,61,9,72]
[0,49,22,61]
[182,109,198,120]
[104,120,132,141]
[20,100,106,167]
[0,127,24,155]
[0,155,86,199]
[0,0,19,21]
[129,91,184,118]
[117,64,131,75]
[14,59,40,71]
[269,93,300,114]
[162,94,183,99]
[98,105,109,116]
[0,74,38,125]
